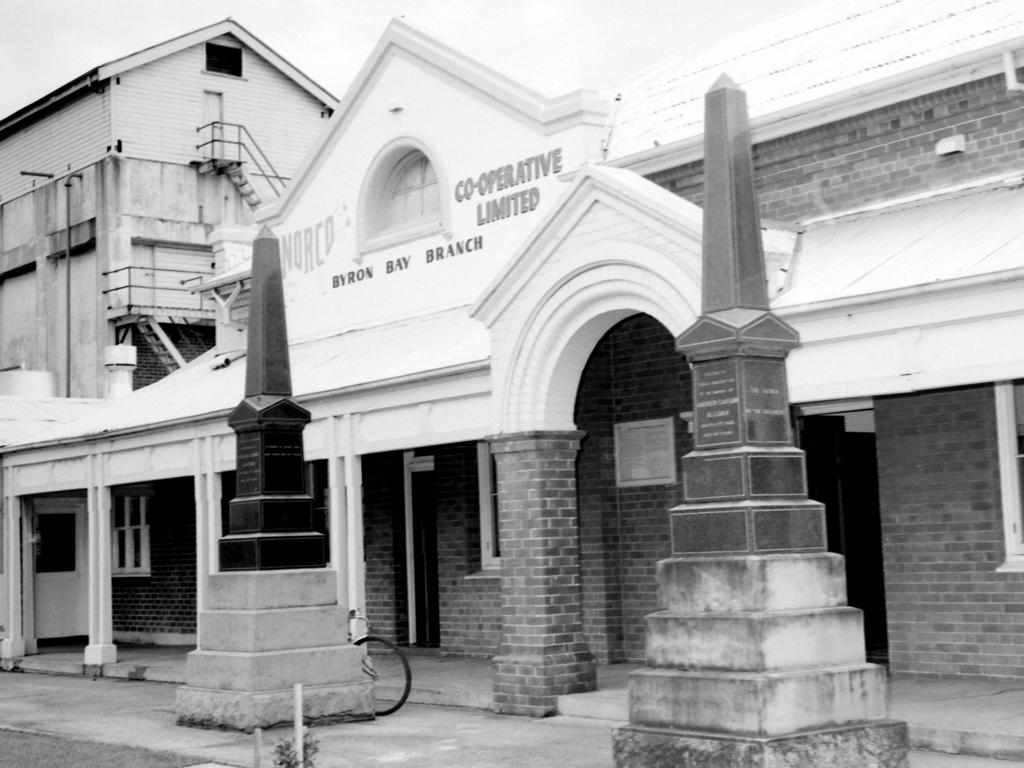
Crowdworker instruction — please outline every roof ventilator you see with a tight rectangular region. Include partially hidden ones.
[935,135,966,156]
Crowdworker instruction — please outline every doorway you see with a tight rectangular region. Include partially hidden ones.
[202,90,224,159]
[404,454,439,647]
[32,495,87,641]
[799,409,889,664]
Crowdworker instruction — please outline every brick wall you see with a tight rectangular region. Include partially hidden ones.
[491,431,595,716]
[361,444,501,655]
[574,313,692,662]
[131,323,215,389]
[649,72,1024,223]
[876,384,1024,678]
[361,451,408,643]
[432,442,501,657]
[112,476,196,637]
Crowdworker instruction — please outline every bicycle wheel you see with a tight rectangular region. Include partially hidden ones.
[354,635,412,716]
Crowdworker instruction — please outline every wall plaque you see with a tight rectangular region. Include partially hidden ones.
[614,418,677,487]
[694,359,741,446]
[742,358,791,443]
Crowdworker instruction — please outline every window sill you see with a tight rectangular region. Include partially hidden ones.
[201,70,246,81]
[360,221,446,257]
[464,568,500,581]
[113,572,151,579]
[996,558,1024,573]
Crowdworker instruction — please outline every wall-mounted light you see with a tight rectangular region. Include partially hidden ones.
[935,135,966,156]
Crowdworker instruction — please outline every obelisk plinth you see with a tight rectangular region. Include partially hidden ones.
[177,227,371,730]
[612,77,908,767]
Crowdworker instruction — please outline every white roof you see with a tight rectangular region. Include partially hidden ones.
[0,397,103,447]
[5,308,488,450]
[605,0,1024,162]
[2,18,336,131]
[776,178,1024,308]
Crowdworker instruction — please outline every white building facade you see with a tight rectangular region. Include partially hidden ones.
[4,0,1024,712]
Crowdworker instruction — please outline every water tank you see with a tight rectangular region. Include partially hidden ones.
[0,369,59,397]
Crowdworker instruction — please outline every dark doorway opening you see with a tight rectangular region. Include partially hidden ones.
[411,470,440,647]
[800,412,889,664]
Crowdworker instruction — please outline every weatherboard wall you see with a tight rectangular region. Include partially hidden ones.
[110,37,329,184]
[0,89,110,202]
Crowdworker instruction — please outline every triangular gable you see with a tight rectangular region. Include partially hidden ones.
[1,19,336,132]
[470,164,706,328]
[98,19,336,107]
[258,19,609,223]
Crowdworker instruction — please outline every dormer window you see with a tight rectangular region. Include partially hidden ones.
[206,43,242,77]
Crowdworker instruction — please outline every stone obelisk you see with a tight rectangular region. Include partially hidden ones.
[219,225,325,571]
[612,77,908,767]
[177,227,372,730]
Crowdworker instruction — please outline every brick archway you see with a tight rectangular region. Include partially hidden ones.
[486,241,701,715]
[470,170,707,715]
[498,242,700,434]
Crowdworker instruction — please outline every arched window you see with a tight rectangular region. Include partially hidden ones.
[380,151,440,232]
[359,141,448,255]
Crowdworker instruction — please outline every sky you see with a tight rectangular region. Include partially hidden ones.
[0,0,825,118]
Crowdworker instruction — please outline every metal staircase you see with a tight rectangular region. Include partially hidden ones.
[196,121,286,210]
[104,263,218,381]
[136,317,185,374]
[223,162,262,209]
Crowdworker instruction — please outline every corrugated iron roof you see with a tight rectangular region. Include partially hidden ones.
[5,308,489,450]
[605,0,1024,161]
[0,397,103,447]
[775,179,1024,307]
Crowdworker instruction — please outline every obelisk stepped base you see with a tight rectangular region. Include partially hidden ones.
[177,570,372,731]
[613,553,906,767]
[614,720,908,768]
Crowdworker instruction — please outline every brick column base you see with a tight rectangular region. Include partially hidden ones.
[493,650,596,717]
[490,431,597,716]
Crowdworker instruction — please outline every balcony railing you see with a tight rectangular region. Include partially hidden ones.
[103,265,216,320]
[196,121,287,196]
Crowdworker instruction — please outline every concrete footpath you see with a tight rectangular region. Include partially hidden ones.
[1,671,1023,767]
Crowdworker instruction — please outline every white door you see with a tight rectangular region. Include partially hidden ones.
[202,90,224,159]
[33,496,87,640]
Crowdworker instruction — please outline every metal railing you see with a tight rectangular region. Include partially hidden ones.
[196,121,287,196]
[103,265,216,318]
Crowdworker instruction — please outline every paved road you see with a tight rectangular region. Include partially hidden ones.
[0,672,1021,767]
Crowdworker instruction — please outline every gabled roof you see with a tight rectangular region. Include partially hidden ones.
[471,164,702,326]
[471,164,796,326]
[605,0,1024,172]
[0,18,336,135]
[258,18,608,222]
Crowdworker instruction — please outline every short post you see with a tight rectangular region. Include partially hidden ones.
[293,683,304,765]
[253,727,262,768]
